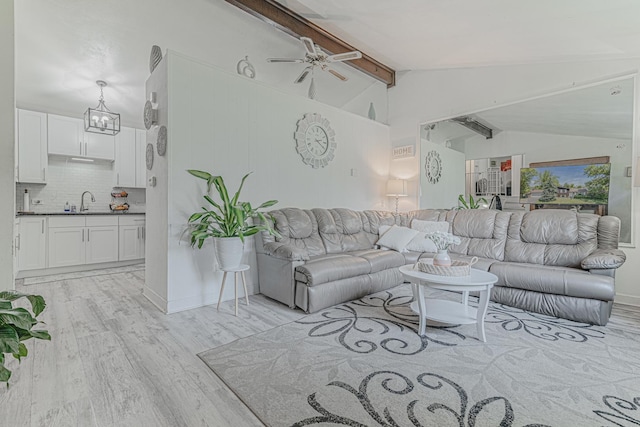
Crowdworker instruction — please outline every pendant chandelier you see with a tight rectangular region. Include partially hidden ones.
[84,80,120,135]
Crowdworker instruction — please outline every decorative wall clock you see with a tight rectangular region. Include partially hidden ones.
[425,150,442,184]
[143,100,158,130]
[294,113,336,168]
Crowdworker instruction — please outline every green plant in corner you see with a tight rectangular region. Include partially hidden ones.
[186,170,279,248]
[0,291,50,386]
[457,194,488,209]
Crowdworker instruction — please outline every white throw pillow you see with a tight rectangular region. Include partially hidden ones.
[410,219,449,234]
[375,225,419,252]
[405,231,438,253]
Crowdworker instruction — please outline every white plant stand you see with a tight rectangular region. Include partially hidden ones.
[217,264,250,316]
[399,265,498,342]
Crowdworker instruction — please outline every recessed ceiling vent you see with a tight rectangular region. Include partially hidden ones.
[450,116,493,139]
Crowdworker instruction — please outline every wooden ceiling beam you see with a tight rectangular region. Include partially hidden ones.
[224,0,396,87]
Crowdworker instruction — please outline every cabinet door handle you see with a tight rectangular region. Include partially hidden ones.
[42,168,45,181]
[142,226,145,240]
[82,229,84,242]
[117,173,119,185]
[16,234,20,250]
[85,142,88,155]
[41,220,44,234]
[80,142,83,155]
[137,227,140,239]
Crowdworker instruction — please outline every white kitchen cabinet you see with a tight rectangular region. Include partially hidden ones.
[48,114,85,157]
[17,217,47,271]
[48,113,115,160]
[135,129,147,187]
[114,127,137,187]
[85,131,115,160]
[119,216,145,260]
[17,109,48,184]
[48,216,119,268]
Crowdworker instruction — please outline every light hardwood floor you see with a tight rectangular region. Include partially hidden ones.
[1,267,305,427]
[1,268,639,426]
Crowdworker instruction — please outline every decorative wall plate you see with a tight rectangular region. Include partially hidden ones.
[426,150,442,184]
[146,143,154,170]
[149,45,163,73]
[143,100,158,130]
[157,126,167,156]
[294,113,336,169]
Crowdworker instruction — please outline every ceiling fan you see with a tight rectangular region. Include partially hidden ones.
[267,36,362,98]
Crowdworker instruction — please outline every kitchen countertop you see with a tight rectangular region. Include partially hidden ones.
[17,211,145,216]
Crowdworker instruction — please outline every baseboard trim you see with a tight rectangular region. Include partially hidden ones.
[143,286,168,313]
[17,259,144,279]
[615,293,640,307]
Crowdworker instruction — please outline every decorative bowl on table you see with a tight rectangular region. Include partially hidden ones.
[415,257,478,277]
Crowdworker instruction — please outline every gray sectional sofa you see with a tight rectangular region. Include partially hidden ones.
[256,207,626,325]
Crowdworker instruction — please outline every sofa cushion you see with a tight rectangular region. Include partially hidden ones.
[376,225,419,252]
[410,219,450,234]
[265,208,326,257]
[489,261,614,301]
[314,208,375,253]
[505,211,598,267]
[449,210,510,261]
[295,254,371,286]
[348,249,406,273]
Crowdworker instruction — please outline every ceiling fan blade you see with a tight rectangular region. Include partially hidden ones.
[300,37,318,56]
[294,67,312,84]
[328,51,362,62]
[326,67,348,82]
[267,58,304,63]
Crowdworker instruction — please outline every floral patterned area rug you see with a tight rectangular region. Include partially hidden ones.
[198,285,640,427]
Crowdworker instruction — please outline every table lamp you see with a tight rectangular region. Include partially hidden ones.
[386,179,408,214]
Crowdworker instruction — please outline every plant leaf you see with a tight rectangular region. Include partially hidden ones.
[0,362,11,383]
[13,342,28,361]
[0,308,36,330]
[0,325,19,354]
[257,200,278,209]
[231,172,252,206]
[26,295,46,317]
[26,329,51,341]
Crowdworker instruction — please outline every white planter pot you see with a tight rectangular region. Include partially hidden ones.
[214,237,244,270]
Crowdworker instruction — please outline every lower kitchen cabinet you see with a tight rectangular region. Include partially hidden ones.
[17,217,47,271]
[119,216,145,261]
[48,216,119,268]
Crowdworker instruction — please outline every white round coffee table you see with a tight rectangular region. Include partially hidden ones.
[399,265,498,342]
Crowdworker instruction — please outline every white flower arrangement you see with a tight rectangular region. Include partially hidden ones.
[426,231,461,251]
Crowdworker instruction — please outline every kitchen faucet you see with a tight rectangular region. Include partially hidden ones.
[80,191,95,212]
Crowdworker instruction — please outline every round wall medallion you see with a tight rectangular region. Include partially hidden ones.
[143,100,158,130]
[157,126,167,156]
[146,143,154,170]
[425,150,442,184]
[294,113,336,169]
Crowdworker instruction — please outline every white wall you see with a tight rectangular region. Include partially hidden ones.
[145,51,391,313]
[388,60,640,305]
[420,140,465,209]
[1,1,15,290]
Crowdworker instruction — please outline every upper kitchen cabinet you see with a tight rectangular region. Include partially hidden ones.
[115,127,146,188]
[135,129,147,188]
[114,127,137,187]
[16,109,48,184]
[48,114,84,157]
[48,113,115,161]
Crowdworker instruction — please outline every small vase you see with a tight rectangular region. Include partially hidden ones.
[433,249,452,267]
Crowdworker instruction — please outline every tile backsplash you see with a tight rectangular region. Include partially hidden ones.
[16,157,145,213]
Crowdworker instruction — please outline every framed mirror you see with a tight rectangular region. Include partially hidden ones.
[419,76,636,245]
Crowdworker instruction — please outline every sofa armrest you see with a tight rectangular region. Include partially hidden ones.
[581,249,626,270]
[262,242,310,261]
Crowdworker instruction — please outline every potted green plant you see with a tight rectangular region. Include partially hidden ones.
[0,291,50,385]
[186,170,279,269]
[457,194,488,209]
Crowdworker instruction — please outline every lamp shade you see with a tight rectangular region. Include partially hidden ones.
[386,179,408,196]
